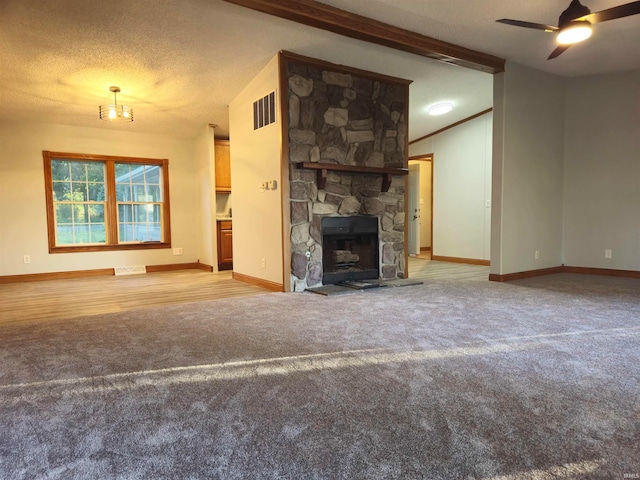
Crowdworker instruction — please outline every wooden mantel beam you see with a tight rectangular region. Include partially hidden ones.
[223,0,505,74]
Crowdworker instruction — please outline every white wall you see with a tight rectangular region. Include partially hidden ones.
[193,125,217,269]
[0,121,200,276]
[491,62,565,275]
[228,55,283,286]
[563,70,640,271]
[410,112,492,260]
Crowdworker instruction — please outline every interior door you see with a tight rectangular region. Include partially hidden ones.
[408,163,421,255]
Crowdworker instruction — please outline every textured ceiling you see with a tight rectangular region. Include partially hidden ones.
[0,0,637,140]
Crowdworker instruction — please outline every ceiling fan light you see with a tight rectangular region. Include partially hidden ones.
[557,21,592,44]
[428,102,453,116]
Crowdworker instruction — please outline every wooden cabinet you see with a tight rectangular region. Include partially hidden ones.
[217,220,233,270]
[214,140,231,193]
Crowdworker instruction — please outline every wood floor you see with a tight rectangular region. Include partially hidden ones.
[0,258,489,325]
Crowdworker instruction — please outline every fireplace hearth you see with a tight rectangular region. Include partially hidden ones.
[321,216,378,285]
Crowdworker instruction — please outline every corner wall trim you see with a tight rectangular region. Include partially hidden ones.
[432,255,490,266]
[232,272,284,292]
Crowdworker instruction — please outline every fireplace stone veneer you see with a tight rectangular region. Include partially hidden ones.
[283,52,410,292]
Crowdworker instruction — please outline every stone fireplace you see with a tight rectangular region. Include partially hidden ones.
[283,52,410,292]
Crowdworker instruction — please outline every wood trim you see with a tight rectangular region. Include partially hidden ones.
[233,272,284,292]
[161,158,172,245]
[0,268,115,284]
[43,151,172,253]
[432,255,490,266]
[408,154,433,162]
[409,108,493,145]
[146,263,202,273]
[0,262,210,284]
[196,262,214,272]
[403,82,410,279]
[280,50,413,86]
[561,266,640,279]
[105,160,117,244]
[296,162,408,193]
[489,266,563,282]
[225,0,505,74]
[420,247,431,252]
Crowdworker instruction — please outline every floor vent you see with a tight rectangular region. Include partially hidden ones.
[114,265,147,276]
[253,91,276,130]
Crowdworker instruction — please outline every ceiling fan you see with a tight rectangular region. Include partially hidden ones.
[496,0,640,59]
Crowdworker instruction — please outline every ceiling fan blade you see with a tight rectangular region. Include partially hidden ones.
[548,44,571,60]
[496,18,559,32]
[577,0,640,23]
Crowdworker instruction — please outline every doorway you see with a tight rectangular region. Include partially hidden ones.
[408,155,433,259]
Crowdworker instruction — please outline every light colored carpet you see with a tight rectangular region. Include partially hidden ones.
[1,273,639,479]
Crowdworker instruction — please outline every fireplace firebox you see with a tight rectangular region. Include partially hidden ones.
[321,216,379,285]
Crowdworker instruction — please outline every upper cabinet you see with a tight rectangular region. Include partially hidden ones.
[214,139,231,193]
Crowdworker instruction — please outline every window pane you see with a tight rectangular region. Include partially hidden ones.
[149,223,161,241]
[88,183,105,202]
[90,224,106,243]
[133,185,146,202]
[56,224,73,245]
[86,162,104,182]
[51,161,71,181]
[55,204,73,223]
[119,223,133,242]
[118,204,133,222]
[115,163,130,179]
[145,165,160,184]
[73,224,91,243]
[134,204,147,222]
[151,204,161,222]
[116,184,131,202]
[53,181,71,201]
[90,204,105,223]
[71,182,87,201]
[70,162,86,181]
[74,204,90,223]
[147,185,161,202]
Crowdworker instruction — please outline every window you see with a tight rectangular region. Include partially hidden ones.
[43,151,171,253]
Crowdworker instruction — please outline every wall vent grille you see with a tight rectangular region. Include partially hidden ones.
[114,265,147,276]
[253,91,276,130]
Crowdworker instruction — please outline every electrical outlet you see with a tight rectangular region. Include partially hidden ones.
[173,248,183,256]
[268,180,277,190]
[23,255,31,264]
[261,258,266,268]
[534,250,540,260]
[605,249,612,259]
[485,200,491,208]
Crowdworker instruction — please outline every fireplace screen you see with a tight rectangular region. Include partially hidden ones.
[321,216,378,285]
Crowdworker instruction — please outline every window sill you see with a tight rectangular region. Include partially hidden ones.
[49,242,171,254]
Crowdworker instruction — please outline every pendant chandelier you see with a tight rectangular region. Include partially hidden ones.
[99,86,133,122]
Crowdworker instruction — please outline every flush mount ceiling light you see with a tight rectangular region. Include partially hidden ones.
[427,102,453,116]
[99,86,133,122]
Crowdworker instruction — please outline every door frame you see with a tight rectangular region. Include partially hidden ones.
[408,154,434,259]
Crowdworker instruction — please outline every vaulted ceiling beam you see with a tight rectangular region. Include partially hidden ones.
[223,0,505,74]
